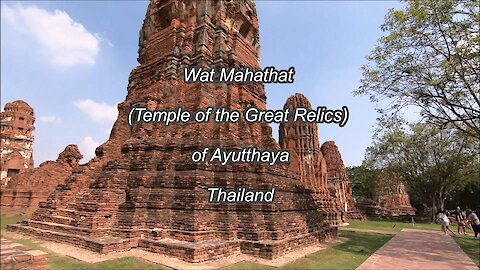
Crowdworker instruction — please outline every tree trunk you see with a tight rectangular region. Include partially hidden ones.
[436,191,446,213]
[431,198,437,223]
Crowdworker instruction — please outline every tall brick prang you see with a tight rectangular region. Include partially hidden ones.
[279,93,344,225]
[321,141,364,220]
[9,0,337,263]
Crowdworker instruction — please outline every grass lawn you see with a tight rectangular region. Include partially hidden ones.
[0,214,29,230]
[346,218,457,232]
[454,236,480,267]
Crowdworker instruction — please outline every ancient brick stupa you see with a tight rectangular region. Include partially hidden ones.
[279,93,344,225]
[321,141,364,220]
[1,145,83,214]
[9,0,336,263]
[0,100,35,188]
[357,183,416,217]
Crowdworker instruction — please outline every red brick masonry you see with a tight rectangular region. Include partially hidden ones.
[0,238,48,270]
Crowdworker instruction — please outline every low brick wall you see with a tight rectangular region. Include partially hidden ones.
[0,238,48,270]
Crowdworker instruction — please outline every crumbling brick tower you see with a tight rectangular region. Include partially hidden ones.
[10,0,336,263]
[0,100,35,188]
[279,93,344,225]
[320,141,364,220]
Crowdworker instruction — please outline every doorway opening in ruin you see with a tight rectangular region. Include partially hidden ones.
[7,169,20,178]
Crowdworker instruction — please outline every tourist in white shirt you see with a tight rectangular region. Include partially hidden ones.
[437,209,455,236]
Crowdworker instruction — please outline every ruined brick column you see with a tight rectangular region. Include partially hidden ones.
[0,100,35,188]
[320,141,364,220]
[9,0,337,263]
[0,145,83,214]
[279,93,344,225]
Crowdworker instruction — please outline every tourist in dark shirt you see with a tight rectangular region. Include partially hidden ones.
[466,209,480,238]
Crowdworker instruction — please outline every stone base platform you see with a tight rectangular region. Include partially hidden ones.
[8,221,338,264]
[2,230,347,270]
[139,238,241,263]
[0,238,48,270]
[139,227,337,263]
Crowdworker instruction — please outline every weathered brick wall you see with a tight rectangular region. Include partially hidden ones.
[0,145,83,214]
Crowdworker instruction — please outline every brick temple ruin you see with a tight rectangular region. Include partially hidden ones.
[1,100,35,188]
[279,93,347,225]
[357,183,416,217]
[1,145,83,214]
[8,0,343,263]
[321,141,364,220]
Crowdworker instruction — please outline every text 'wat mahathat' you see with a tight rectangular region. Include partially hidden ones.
[1,0,417,264]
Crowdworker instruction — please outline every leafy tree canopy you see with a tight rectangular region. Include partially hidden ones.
[356,0,480,139]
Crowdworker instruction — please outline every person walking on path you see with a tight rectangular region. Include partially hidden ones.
[466,209,480,238]
[438,210,455,236]
[455,206,467,235]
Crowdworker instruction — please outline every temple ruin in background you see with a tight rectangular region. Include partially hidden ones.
[357,183,416,217]
[1,100,35,188]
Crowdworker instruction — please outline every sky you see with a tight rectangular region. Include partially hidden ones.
[1,1,402,166]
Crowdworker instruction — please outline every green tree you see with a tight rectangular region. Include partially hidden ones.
[365,118,478,220]
[348,166,387,201]
[356,0,480,139]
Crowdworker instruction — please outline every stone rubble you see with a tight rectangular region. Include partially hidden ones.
[0,238,48,270]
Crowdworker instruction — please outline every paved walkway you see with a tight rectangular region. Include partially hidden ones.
[357,229,478,270]
[339,227,398,235]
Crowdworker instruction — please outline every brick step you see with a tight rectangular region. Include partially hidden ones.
[240,226,338,259]
[139,237,241,263]
[347,211,365,220]
[18,220,96,237]
[50,215,75,225]
[6,223,135,253]
[54,208,77,219]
